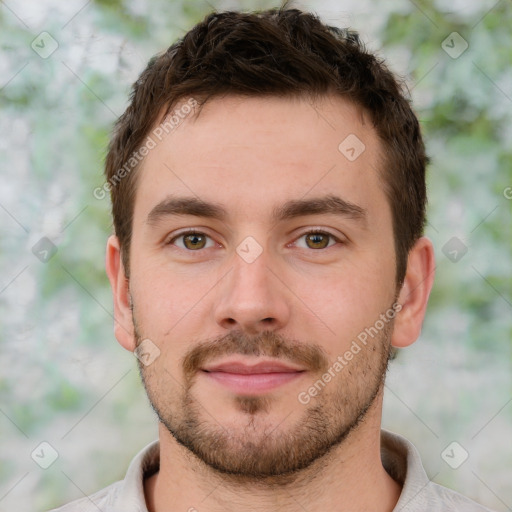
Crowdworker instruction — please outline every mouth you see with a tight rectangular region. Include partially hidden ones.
[200,358,307,394]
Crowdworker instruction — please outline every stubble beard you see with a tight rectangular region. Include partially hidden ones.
[135,314,393,483]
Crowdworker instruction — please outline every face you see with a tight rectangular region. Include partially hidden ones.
[126,94,399,478]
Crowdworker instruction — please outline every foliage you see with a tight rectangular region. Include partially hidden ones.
[0,0,510,510]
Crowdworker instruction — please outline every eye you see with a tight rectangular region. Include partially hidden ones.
[168,230,216,250]
[294,231,340,250]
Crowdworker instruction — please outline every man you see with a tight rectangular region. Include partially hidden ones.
[52,7,496,512]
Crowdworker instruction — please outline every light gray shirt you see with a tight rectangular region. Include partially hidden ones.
[49,429,496,511]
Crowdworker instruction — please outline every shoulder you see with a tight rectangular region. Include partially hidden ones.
[47,480,122,512]
[381,430,497,512]
[46,440,159,512]
[405,480,497,511]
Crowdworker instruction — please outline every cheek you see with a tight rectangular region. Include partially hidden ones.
[131,264,219,336]
[131,264,218,364]
[291,258,395,350]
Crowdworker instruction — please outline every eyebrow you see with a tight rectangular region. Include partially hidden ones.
[146,194,367,226]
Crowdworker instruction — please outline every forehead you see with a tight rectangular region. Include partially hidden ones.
[133,94,388,226]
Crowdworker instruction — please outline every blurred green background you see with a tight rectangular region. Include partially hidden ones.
[0,0,510,510]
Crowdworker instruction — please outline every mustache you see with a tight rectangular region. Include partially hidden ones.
[181,330,330,382]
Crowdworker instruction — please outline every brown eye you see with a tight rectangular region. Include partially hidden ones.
[183,233,207,250]
[293,231,341,250]
[169,231,214,250]
[305,232,331,249]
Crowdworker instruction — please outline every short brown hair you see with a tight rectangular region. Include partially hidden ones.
[105,8,427,284]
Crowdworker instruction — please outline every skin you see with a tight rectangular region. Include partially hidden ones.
[106,94,435,512]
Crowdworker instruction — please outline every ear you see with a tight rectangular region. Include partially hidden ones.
[391,236,435,348]
[105,235,136,352]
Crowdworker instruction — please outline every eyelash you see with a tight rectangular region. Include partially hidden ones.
[166,228,343,251]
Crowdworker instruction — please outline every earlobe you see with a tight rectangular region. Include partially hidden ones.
[391,237,436,348]
[105,235,136,352]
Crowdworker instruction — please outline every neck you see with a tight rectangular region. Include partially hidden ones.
[144,397,401,512]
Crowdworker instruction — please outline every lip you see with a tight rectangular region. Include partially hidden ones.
[200,358,306,394]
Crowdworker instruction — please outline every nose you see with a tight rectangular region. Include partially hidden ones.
[213,246,291,335]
